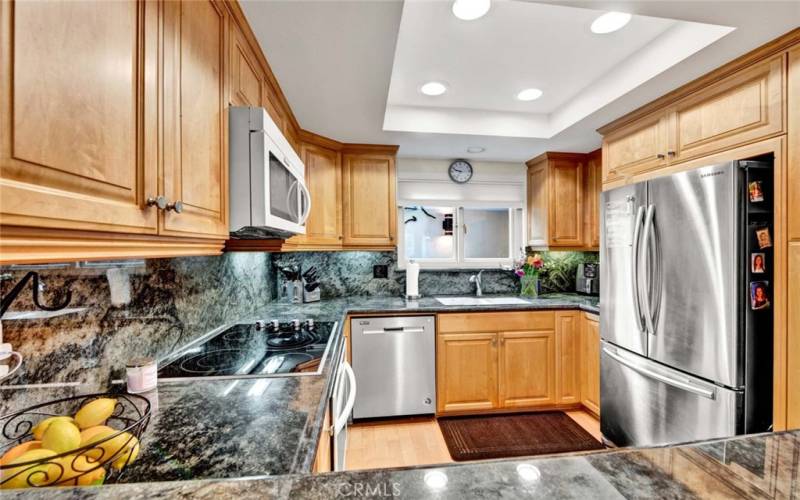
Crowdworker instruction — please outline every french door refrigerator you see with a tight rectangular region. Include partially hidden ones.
[600,158,773,447]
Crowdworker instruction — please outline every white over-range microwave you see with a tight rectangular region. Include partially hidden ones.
[229,106,310,238]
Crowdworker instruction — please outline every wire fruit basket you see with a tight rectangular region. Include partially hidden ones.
[0,393,151,489]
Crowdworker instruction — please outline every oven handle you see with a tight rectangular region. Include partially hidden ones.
[332,361,356,435]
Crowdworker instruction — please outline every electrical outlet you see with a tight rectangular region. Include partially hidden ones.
[373,264,388,279]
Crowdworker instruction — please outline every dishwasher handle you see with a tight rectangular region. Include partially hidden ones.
[362,327,426,335]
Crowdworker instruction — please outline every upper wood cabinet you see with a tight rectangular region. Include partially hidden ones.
[526,152,587,248]
[600,54,786,188]
[162,0,229,238]
[581,313,601,416]
[342,151,397,247]
[229,19,262,107]
[671,55,784,163]
[584,149,602,249]
[0,0,159,235]
[288,143,343,248]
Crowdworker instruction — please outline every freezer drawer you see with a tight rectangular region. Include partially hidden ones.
[600,342,743,448]
[351,316,436,419]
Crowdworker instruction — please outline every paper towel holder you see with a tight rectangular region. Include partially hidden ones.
[405,259,421,301]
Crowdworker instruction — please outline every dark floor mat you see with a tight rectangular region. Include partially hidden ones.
[438,411,604,461]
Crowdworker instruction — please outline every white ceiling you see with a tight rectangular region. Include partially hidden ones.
[240,0,800,162]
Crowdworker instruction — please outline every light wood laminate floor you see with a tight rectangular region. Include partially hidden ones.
[345,410,601,471]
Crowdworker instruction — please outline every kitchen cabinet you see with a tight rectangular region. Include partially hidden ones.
[584,149,602,249]
[526,152,586,248]
[498,330,555,408]
[437,332,499,413]
[161,0,229,238]
[0,0,231,263]
[287,143,343,248]
[342,151,397,248]
[600,54,785,188]
[556,311,580,405]
[581,313,601,416]
[438,311,583,415]
[230,19,262,107]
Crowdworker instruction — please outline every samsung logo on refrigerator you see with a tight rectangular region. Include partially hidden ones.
[700,171,726,178]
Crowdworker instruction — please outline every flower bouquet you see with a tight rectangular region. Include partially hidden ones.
[514,254,544,298]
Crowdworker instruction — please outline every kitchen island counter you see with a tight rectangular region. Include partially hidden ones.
[0,293,598,485]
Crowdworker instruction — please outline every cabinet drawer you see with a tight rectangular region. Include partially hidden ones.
[672,55,784,163]
[438,311,555,333]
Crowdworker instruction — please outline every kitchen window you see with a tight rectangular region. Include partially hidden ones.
[398,203,524,269]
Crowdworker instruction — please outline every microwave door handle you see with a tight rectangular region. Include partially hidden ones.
[631,206,646,332]
[298,180,312,225]
[286,179,299,220]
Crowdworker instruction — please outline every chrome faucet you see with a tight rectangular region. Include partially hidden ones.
[469,270,484,297]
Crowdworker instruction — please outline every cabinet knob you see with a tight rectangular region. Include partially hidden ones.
[146,196,167,210]
[166,200,184,214]
[667,150,676,157]
[657,153,666,160]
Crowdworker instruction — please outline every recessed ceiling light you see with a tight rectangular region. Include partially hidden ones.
[452,0,491,21]
[591,12,632,34]
[467,146,485,153]
[420,81,447,96]
[516,88,543,101]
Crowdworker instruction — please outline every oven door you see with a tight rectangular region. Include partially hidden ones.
[331,350,356,472]
[251,131,310,234]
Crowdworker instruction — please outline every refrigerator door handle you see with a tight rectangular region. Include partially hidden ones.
[641,204,658,336]
[631,206,646,333]
[602,347,716,400]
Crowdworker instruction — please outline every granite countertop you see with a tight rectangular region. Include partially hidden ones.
[7,429,798,499]
[0,293,599,486]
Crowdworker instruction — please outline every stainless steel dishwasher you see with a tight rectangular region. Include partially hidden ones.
[351,316,436,419]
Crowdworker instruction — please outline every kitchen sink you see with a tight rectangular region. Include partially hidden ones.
[435,297,530,306]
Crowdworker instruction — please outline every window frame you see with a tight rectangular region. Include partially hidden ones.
[397,200,525,270]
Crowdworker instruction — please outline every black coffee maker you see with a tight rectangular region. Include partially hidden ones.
[576,263,599,295]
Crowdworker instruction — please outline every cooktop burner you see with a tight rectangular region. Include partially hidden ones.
[158,319,335,379]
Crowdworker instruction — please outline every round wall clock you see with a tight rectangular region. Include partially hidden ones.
[448,159,473,184]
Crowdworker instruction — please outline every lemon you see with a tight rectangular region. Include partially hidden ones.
[0,449,58,489]
[31,416,75,440]
[74,398,117,430]
[111,435,140,470]
[41,420,81,454]
[79,425,115,447]
[81,429,132,464]
[55,455,106,486]
[0,441,41,466]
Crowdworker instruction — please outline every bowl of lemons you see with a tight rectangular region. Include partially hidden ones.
[0,393,150,489]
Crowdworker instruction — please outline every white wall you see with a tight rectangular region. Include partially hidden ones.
[396,158,526,204]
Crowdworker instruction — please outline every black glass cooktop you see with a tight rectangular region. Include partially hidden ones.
[158,320,335,379]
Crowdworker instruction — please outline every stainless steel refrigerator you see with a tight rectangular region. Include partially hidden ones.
[600,158,773,447]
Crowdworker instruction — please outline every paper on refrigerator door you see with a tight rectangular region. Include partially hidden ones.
[605,200,634,248]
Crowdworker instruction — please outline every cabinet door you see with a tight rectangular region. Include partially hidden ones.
[548,158,584,246]
[162,0,228,238]
[527,159,548,247]
[672,55,784,164]
[312,405,332,473]
[437,332,498,413]
[584,150,601,249]
[342,154,396,247]
[498,330,555,408]
[229,21,262,107]
[603,111,669,183]
[0,0,158,233]
[581,313,601,415]
[555,311,580,404]
[290,143,342,247]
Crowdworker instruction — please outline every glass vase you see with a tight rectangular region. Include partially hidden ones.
[520,274,539,298]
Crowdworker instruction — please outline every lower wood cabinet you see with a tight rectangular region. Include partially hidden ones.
[436,311,583,415]
[580,313,601,416]
[312,405,332,473]
[437,332,498,413]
